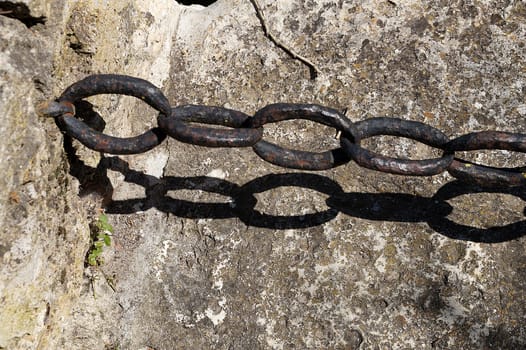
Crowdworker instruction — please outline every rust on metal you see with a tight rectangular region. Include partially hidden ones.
[249,103,358,142]
[52,74,169,154]
[58,115,166,154]
[252,140,350,170]
[38,74,526,187]
[342,117,453,176]
[248,103,357,170]
[59,74,171,116]
[444,131,526,186]
[158,105,263,147]
[36,100,75,118]
[445,131,526,152]
[447,159,526,187]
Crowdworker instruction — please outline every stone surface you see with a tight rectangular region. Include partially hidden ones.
[0,2,90,349]
[1,0,525,349]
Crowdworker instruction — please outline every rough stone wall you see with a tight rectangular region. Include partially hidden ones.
[1,0,525,349]
[0,2,87,349]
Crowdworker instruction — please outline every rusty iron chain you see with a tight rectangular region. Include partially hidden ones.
[37,74,526,188]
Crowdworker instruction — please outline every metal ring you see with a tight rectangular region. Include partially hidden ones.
[57,116,166,154]
[444,131,526,152]
[444,131,526,187]
[59,74,172,116]
[36,100,75,118]
[157,105,263,147]
[247,103,359,170]
[447,159,526,187]
[341,117,453,176]
[55,74,170,154]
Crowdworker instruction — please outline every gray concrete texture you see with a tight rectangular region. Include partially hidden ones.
[0,0,525,349]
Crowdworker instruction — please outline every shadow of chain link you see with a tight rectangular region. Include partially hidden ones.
[68,155,526,242]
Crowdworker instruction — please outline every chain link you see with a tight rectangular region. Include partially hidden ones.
[37,74,526,188]
[159,105,262,147]
[341,117,454,176]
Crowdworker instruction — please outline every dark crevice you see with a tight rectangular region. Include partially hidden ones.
[0,1,46,28]
[176,0,217,6]
[66,33,94,56]
[33,78,46,94]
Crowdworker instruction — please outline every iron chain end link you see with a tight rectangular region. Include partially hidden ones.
[36,100,75,118]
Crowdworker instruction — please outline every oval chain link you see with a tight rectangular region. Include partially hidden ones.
[444,131,526,187]
[55,74,170,154]
[341,117,453,176]
[247,103,359,170]
[158,105,262,147]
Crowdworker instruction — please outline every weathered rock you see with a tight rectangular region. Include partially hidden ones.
[0,1,87,349]
[1,0,525,349]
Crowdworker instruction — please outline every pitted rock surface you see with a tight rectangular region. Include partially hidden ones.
[1,1,525,349]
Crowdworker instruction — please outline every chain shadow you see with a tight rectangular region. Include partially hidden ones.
[426,182,526,243]
[327,182,526,243]
[103,157,341,229]
[63,155,522,242]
